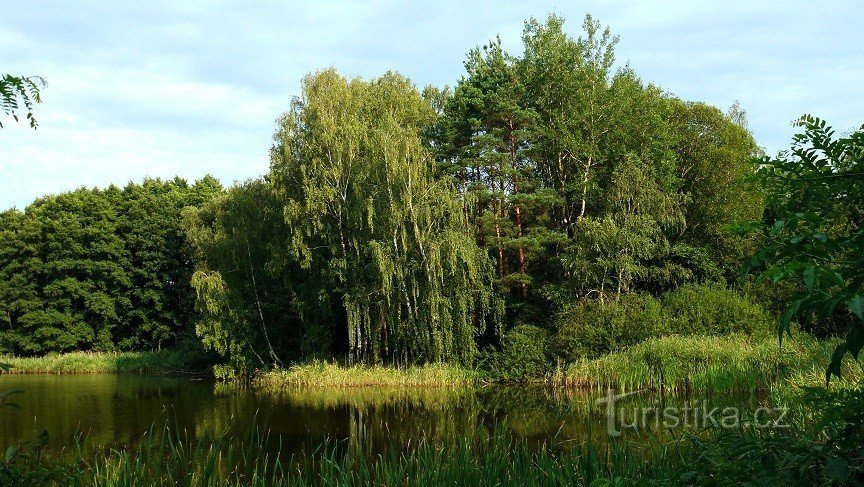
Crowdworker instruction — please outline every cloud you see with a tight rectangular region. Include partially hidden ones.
[1,0,862,209]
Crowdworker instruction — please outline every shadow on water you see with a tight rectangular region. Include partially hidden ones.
[0,374,768,460]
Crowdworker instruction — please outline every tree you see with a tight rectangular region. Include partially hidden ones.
[270,69,500,365]
[435,35,559,322]
[185,178,305,369]
[669,100,763,278]
[744,115,864,381]
[433,13,761,329]
[0,74,45,130]
[0,178,223,355]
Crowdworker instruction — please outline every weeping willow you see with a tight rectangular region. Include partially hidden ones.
[270,69,500,365]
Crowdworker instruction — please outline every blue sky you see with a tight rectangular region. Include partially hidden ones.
[2,1,862,210]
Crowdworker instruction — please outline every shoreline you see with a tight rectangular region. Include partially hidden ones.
[4,335,857,395]
[0,348,212,376]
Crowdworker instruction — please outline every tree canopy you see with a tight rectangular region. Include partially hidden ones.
[0,15,777,372]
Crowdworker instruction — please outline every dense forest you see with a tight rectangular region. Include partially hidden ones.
[0,15,858,377]
[0,178,223,354]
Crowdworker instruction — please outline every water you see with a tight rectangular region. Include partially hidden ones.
[0,374,766,458]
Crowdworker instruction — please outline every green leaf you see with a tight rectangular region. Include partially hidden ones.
[848,294,864,321]
[5,446,15,463]
[826,343,847,383]
[778,300,801,345]
[847,323,864,360]
[825,456,849,482]
[803,266,815,293]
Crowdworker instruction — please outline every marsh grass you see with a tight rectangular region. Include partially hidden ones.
[556,334,836,394]
[16,419,846,486]
[0,346,211,375]
[254,361,477,389]
[28,423,683,486]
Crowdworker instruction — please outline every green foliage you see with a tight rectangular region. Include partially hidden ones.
[3,401,863,486]
[255,361,476,388]
[744,115,864,381]
[661,284,773,337]
[0,345,212,374]
[0,74,44,130]
[434,14,761,326]
[270,69,501,366]
[669,100,764,277]
[560,334,831,393]
[482,324,550,380]
[185,179,303,371]
[553,294,665,361]
[0,430,78,487]
[552,286,771,363]
[0,177,223,355]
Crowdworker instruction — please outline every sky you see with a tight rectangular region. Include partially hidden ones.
[1,1,862,210]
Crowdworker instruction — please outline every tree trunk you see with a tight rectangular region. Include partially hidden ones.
[509,120,527,298]
[246,239,282,367]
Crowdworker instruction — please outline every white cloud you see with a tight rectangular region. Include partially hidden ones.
[1,0,862,209]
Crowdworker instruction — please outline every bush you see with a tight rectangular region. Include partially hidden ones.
[552,286,774,363]
[662,284,772,336]
[483,325,550,380]
[552,294,665,362]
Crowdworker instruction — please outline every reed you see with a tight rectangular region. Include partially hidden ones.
[0,346,211,375]
[556,334,835,394]
[9,419,845,486]
[254,360,477,389]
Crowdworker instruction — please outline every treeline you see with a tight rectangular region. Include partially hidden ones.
[0,177,223,354]
[183,15,771,372]
[1,14,782,367]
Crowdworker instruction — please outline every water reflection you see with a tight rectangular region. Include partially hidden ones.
[0,374,765,458]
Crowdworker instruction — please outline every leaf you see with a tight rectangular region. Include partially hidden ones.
[803,266,815,293]
[848,294,864,321]
[826,343,847,383]
[5,446,15,463]
[847,322,864,360]
[778,300,801,346]
[825,456,849,482]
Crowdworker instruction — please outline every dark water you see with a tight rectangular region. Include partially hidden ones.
[0,374,768,458]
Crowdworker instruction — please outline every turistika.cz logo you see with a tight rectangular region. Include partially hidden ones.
[595,388,791,437]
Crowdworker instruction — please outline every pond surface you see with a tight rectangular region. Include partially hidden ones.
[0,374,768,458]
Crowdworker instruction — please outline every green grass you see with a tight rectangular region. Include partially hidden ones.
[4,418,854,486]
[0,347,212,375]
[254,360,477,389]
[555,334,836,394]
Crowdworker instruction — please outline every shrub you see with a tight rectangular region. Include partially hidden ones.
[662,284,772,336]
[483,325,550,380]
[552,294,665,362]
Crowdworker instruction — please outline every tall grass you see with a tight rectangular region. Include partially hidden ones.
[9,423,681,486]
[254,361,477,389]
[556,334,835,394]
[8,420,847,486]
[0,347,211,375]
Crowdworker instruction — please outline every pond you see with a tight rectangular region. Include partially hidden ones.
[0,374,771,459]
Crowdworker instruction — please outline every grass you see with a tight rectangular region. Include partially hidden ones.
[554,333,836,394]
[0,346,212,375]
[4,418,854,486]
[254,361,477,390]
